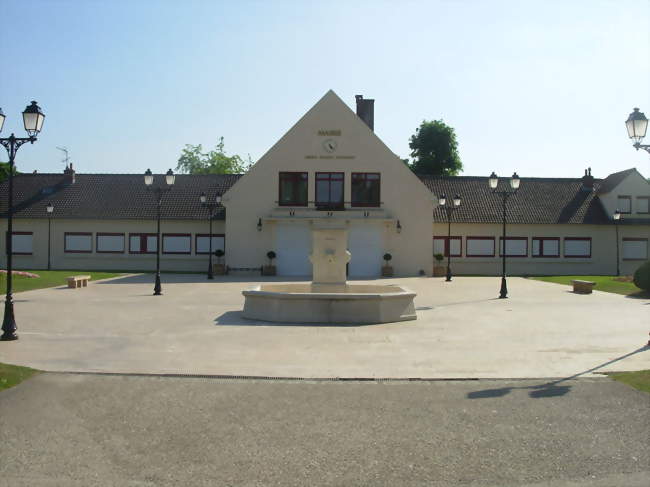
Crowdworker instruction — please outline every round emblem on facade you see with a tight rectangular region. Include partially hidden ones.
[322,138,338,153]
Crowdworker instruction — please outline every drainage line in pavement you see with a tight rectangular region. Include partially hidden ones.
[48,370,488,382]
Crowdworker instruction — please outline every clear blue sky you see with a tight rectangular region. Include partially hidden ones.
[1,0,648,179]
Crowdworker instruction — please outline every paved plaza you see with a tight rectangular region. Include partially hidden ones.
[1,374,648,487]
[0,274,648,378]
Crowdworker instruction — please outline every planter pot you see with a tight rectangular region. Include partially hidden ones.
[213,263,227,275]
[262,265,277,276]
[381,265,394,277]
[433,265,446,277]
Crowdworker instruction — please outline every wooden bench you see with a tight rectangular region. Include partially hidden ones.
[66,275,91,289]
[571,279,596,294]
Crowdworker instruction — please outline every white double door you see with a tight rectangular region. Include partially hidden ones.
[274,223,383,278]
[348,224,383,278]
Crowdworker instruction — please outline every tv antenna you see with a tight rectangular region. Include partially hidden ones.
[56,146,71,167]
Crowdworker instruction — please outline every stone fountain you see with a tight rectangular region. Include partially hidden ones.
[242,228,416,324]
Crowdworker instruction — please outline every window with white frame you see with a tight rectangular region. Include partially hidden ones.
[622,239,648,260]
[162,234,191,254]
[64,233,92,253]
[617,196,632,214]
[637,197,649,214]
[466,237,495,257]
[433,236,462,257]
[499,237,528,257]
[532,237,560,257]
[564,238,591,258]
[96,233,125,253]
[195,234,225,254]
[11,232,33,255]
[129,234,157,254]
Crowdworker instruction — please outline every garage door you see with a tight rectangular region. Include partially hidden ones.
[348,224,383,278]
[275,223,312,276]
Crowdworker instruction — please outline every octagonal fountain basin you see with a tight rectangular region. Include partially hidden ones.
[242,283,417,325]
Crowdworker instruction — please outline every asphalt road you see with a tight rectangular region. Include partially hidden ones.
[0,374,648,486]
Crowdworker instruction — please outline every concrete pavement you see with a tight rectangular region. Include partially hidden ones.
[0,373,648,486]
[0,274,648,378]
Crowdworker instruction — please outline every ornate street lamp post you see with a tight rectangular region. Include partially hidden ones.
[613,209,621,276]
[199,192,222,280]
[489,171,520,299]
[144,168,175,296]
[0,101,45,341]
[46,202,54,271]
[438,193,461,282]
[625,108,650,153]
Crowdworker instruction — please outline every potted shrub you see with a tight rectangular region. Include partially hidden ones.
[263,251,277,276]
[382,253,394,277]
[213,249,226,275]
[433,253,446,277]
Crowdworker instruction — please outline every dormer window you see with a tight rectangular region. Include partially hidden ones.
[617,196,632,214]
[279,172,308,206]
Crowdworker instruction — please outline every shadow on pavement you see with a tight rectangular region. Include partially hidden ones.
[214,310,379,327]
[467,345,649,400]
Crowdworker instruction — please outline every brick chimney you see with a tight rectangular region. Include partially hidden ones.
[355,95,374,131]
[581,167,594,191]
[63,163,76,184]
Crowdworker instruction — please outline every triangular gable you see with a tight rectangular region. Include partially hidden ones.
[222,90,432,203]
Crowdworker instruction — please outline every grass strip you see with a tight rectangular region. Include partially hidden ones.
[528,275,646,296]
[0,270,124,293]
[607,370,650,393]
[0,362,40,392]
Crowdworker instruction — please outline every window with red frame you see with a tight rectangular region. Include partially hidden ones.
[351,173,380,207]
[316,172,344,210]
[433,236,462,257]
[532,237,560,258]
[279,172,308,206]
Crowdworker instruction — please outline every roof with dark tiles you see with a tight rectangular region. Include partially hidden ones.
[0,172,241,220]
[419,175,613,225]
[1,170,645,226]
[597,168,640,194]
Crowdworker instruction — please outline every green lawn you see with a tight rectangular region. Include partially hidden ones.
[528,275,646,296]
[0,362,40,392]
[0,270,124,294]
[607,370,650,393]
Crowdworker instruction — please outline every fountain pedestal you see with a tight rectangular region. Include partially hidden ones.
[241,227,417,324]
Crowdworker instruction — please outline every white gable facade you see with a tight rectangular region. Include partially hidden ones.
[222,90,435,277]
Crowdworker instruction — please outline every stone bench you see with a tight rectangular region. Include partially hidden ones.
[66,275,91,289]
[571,280,596,294]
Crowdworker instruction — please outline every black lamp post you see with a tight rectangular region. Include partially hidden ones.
[46,202,54,271]
[0,101,45,341]
[144,168,175,296]
[625,108,650,154]
[199,192,222,280]
[613,209,621,276]
[489,171,520,299]
[438,193,461,282]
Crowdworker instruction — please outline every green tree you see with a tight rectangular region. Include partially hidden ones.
[175,137,252,174]
[0,162,17,184]
[408,120,462,176]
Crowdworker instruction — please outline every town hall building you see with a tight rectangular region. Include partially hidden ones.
[1,91,649,277]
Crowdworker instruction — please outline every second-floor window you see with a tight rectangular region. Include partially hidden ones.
[279,172,308,206]
[316,172,344,209]
[351,172,380,207]
[617,195,632,214]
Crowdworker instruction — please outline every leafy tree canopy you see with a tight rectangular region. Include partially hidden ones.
[0,162,18,184]
[408,120,462,176]
[175,137,252,175]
